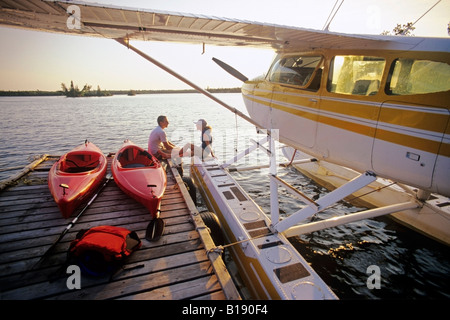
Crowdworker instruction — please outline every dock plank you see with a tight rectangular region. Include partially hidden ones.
[0,155,240,300]
[119,275,225,300]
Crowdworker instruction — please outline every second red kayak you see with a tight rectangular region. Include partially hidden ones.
[48,141,107,218]
[111,140,167,219]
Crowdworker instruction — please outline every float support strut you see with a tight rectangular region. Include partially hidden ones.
[283,201,419,237]
[273,171,378,233]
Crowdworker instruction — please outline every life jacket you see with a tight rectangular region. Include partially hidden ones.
[68,225,142,276]
[201,126,213,150]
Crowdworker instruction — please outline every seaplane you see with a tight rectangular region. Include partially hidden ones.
[1,0,449,300]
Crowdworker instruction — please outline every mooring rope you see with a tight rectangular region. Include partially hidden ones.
[206,231,276,257]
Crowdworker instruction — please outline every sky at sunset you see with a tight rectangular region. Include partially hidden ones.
[0,0,448,91]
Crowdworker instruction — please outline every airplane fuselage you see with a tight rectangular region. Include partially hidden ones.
[242,47,450,197]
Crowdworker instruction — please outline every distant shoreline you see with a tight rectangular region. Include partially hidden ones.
[0,87,241,97]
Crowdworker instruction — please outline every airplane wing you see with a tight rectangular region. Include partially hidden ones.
[0,0,434,51]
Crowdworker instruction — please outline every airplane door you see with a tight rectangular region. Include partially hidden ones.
[244,55,323,151]
[243,76,319,149]
[316,55,386,172]
[372,102,449,189]
[270,83,319,148]
[263,55,323,149]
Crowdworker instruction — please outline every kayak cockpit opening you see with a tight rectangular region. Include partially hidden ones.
[58,151,103,173]
[117,147,157,169]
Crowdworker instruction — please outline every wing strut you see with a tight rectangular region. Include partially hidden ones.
[115,38,259,128]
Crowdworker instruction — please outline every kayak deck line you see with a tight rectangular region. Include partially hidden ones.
[0,154,240,300]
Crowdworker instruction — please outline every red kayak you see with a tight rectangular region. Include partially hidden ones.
[111,140,167,219]
[48,141,107,218]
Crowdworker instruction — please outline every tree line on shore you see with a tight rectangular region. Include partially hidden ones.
[60,81,112,97]
[0,81,241,97]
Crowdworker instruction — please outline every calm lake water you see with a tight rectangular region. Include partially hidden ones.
[1,93,449,299]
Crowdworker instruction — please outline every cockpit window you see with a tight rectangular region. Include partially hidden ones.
[387,58,450,95]
[328,55,385,96]
[268,55,322,89]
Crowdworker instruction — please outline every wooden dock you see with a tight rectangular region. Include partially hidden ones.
[0,155,240,300]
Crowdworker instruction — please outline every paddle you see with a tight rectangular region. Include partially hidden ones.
[30,173,113,270]
[145,218,165,242]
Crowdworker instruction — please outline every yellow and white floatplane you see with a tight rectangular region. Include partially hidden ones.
[1,0,449,300]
